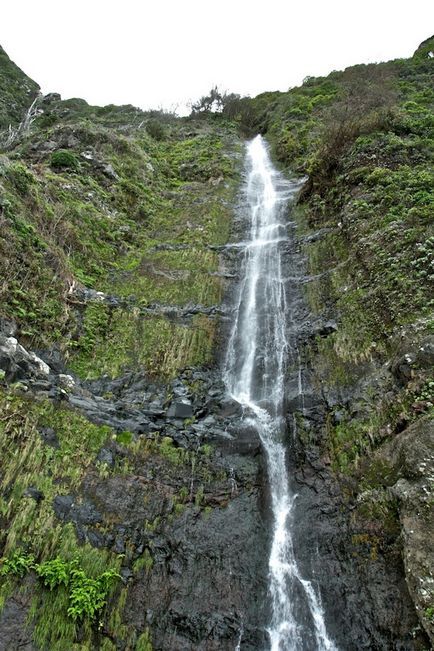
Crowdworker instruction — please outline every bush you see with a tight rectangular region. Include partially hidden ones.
[50,149,80,171]
[6,162,35,195]
[145,119,166,141]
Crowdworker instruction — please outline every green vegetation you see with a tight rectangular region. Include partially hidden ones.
[0,45,241,383]
[50,149,80,170]
[135,629,153,651]
[0,390,110,556]
[220,43,433,622]
[229,38,432,397]
[0,385,224,647]
[0,44,39,131]
[0,388,121,647]
[0,75,240,377]
[133,549,154,573]
[0,36,433,649]
[69,304,217,380]
[1,552,119,621]
[0,551,34,577]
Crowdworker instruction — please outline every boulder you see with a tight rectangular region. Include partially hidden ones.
[166,400,194,419]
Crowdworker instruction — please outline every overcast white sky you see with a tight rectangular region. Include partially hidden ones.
[1,0,433,115]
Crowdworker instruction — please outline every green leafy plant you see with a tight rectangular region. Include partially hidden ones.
[67,567,119,620]
[36,557,77,590]
[0,552,120,622]
[0,551,35,577]
[424,605,434,623]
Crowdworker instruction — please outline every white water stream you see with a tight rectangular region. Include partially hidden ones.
[224,136,337,651]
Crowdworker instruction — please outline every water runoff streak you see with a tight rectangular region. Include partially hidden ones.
[224,136,337,651]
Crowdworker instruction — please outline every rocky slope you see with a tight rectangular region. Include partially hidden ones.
[0,38,433,650]
[230,35,434,649]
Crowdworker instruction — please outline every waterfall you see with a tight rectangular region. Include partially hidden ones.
[224,135,337,651]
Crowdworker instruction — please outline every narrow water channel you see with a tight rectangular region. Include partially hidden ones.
[224,136,337,651]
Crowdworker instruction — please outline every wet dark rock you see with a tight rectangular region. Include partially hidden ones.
[96,447,115,467]
[391,352,416,384]
[286,387,319,412]
[53,495,102,529]
[35,347,66,374]
[150,243,190,252]
[75,501,102,525]
[391,336,434,386]
[166,400,193,419]
[0,587,37,651]
[30,379,52,392]
[331,409,346,424]
[0,317,17,337]
[120,567,134,582]
[82,528,107,548]
[216,397,243,418]
[39,426,60,448]
[415,338,434,368]
[0,164,429,651]
[298,227,336,243]
[310,318,338,338]
[375,417,434,645]
[0,357,25,383]
[23,487,44,502]
[129,492,268,651]
[53,495,74,520]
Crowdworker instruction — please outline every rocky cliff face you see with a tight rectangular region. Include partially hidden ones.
[0,39,433,651]
[243,36,434,649]
[0,45,272,649]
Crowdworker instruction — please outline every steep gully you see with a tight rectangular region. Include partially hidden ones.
[225,136,336,651]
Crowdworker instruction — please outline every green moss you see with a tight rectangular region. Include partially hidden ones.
[309,336,355,387]
[103,248,223,306]
[351,532,381,562]
[107,587,130,639]
[199,443,213,458]
[69,303,217,380]
[133,549,153,573]
[50,149,80,171]
[158,436,183,464]
[136,629,153,651]
[326,372,428,475]
[115,430,134,446]
[0,183,68,343]
[354,491,400,537]
[359,459,400,490]
[194,485,205,507]
[0,390,107,547]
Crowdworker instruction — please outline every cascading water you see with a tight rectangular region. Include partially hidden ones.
[224,135,337,651]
